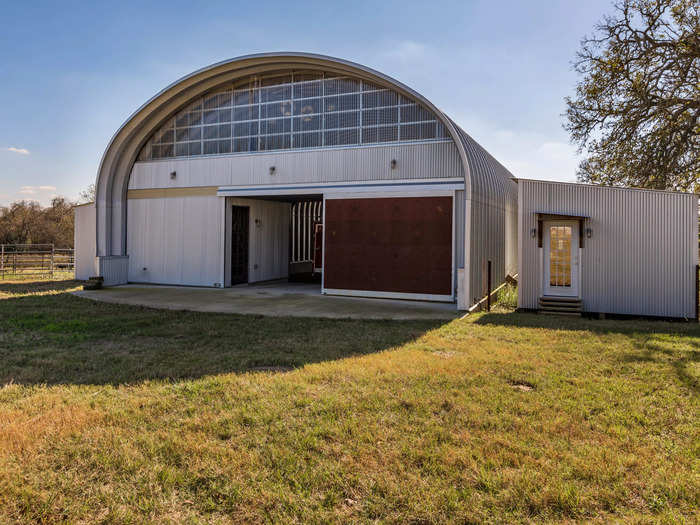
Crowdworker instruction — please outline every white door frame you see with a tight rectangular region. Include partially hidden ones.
[542,220,580,297]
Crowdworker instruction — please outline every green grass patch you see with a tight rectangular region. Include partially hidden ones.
[0,280,698,523]
[494,282,518,310]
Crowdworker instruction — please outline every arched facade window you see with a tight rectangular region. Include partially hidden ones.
[138,72,449,161]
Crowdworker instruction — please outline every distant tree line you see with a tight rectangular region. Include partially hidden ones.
[0,198,75,248]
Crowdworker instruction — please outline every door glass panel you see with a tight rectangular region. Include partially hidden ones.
[549,226,572,287]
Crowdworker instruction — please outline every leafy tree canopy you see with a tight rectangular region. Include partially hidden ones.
[565,0,699,191]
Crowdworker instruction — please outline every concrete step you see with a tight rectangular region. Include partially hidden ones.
[539,296,581,304]
[538,296,583,316]
[539,304,582,311]
[538,301,581,308]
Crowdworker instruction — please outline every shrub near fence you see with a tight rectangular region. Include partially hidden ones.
[0,244,74,280]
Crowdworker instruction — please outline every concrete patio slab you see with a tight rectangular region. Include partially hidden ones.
[73,281,459,320]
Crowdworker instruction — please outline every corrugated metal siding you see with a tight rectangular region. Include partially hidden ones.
[518,179,698,318]
[448,121,518,304]
[129,141,461,189]
[223,198,290,285]
[74,204,96,280]
[127,195,223,286]
[98,256,129,286]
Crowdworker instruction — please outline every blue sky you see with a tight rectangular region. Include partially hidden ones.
[0,0,613,206]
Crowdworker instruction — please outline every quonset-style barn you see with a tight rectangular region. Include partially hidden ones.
[80,53,517,308]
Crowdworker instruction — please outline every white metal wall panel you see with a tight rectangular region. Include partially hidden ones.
[73,204,96,280]
[127,195,223,286]
[128,141,461,189]
[97,256,129,286]
[518,179,698,318]
[223,198,290,286]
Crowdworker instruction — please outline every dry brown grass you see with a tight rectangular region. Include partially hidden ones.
[0,280,698,523]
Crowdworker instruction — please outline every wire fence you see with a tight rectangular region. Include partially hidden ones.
[0,244,74,280]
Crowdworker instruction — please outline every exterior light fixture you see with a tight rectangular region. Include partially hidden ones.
[170,171,177,179]
[255,218,262,228]
[585,227,592,239]
[390,159,397,169]
[530,228,537,238]
[269,166,276,175]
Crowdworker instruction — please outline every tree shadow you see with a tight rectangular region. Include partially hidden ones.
[620,341,700,394]
[475,311,700,393]
[0,281,445,386]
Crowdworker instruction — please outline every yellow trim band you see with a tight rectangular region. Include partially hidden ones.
[127,186,218,199]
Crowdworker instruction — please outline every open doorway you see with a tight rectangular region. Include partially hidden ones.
[230,206,249,285]
[224,195,323,290]
[289,199,323,283]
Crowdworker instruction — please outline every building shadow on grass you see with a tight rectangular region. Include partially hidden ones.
[476,311,700,393]
[0,280,447,386]
[0,279,81,295]
[474,311,700,336]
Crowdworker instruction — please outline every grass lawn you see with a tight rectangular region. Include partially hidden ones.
[0,281,698,523]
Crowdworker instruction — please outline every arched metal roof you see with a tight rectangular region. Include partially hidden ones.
[95,52,515,259]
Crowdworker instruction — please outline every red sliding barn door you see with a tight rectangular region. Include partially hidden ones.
[323,196,452,296]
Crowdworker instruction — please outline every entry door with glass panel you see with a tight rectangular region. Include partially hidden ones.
[543,221,579,297]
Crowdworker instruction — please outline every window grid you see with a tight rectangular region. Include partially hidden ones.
[549,226,572,287]
[140,73,449,161]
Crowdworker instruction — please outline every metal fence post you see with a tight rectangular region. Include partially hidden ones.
[486,260,492,312]
[695,264,699,323]
[0,244,74,280]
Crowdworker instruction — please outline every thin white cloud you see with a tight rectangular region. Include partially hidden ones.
[7,146,30,155]
[445,110,580,183]
[19,185,56,196]
[506,140,580,182]
[381,41,430,63]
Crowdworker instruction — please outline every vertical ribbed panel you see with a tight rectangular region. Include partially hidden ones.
[127,195,223,286]
[98,256,129,286]
[129,141,462,189]
[448,120,518,304]
[127,195,290,287]
[518,179,698,318]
